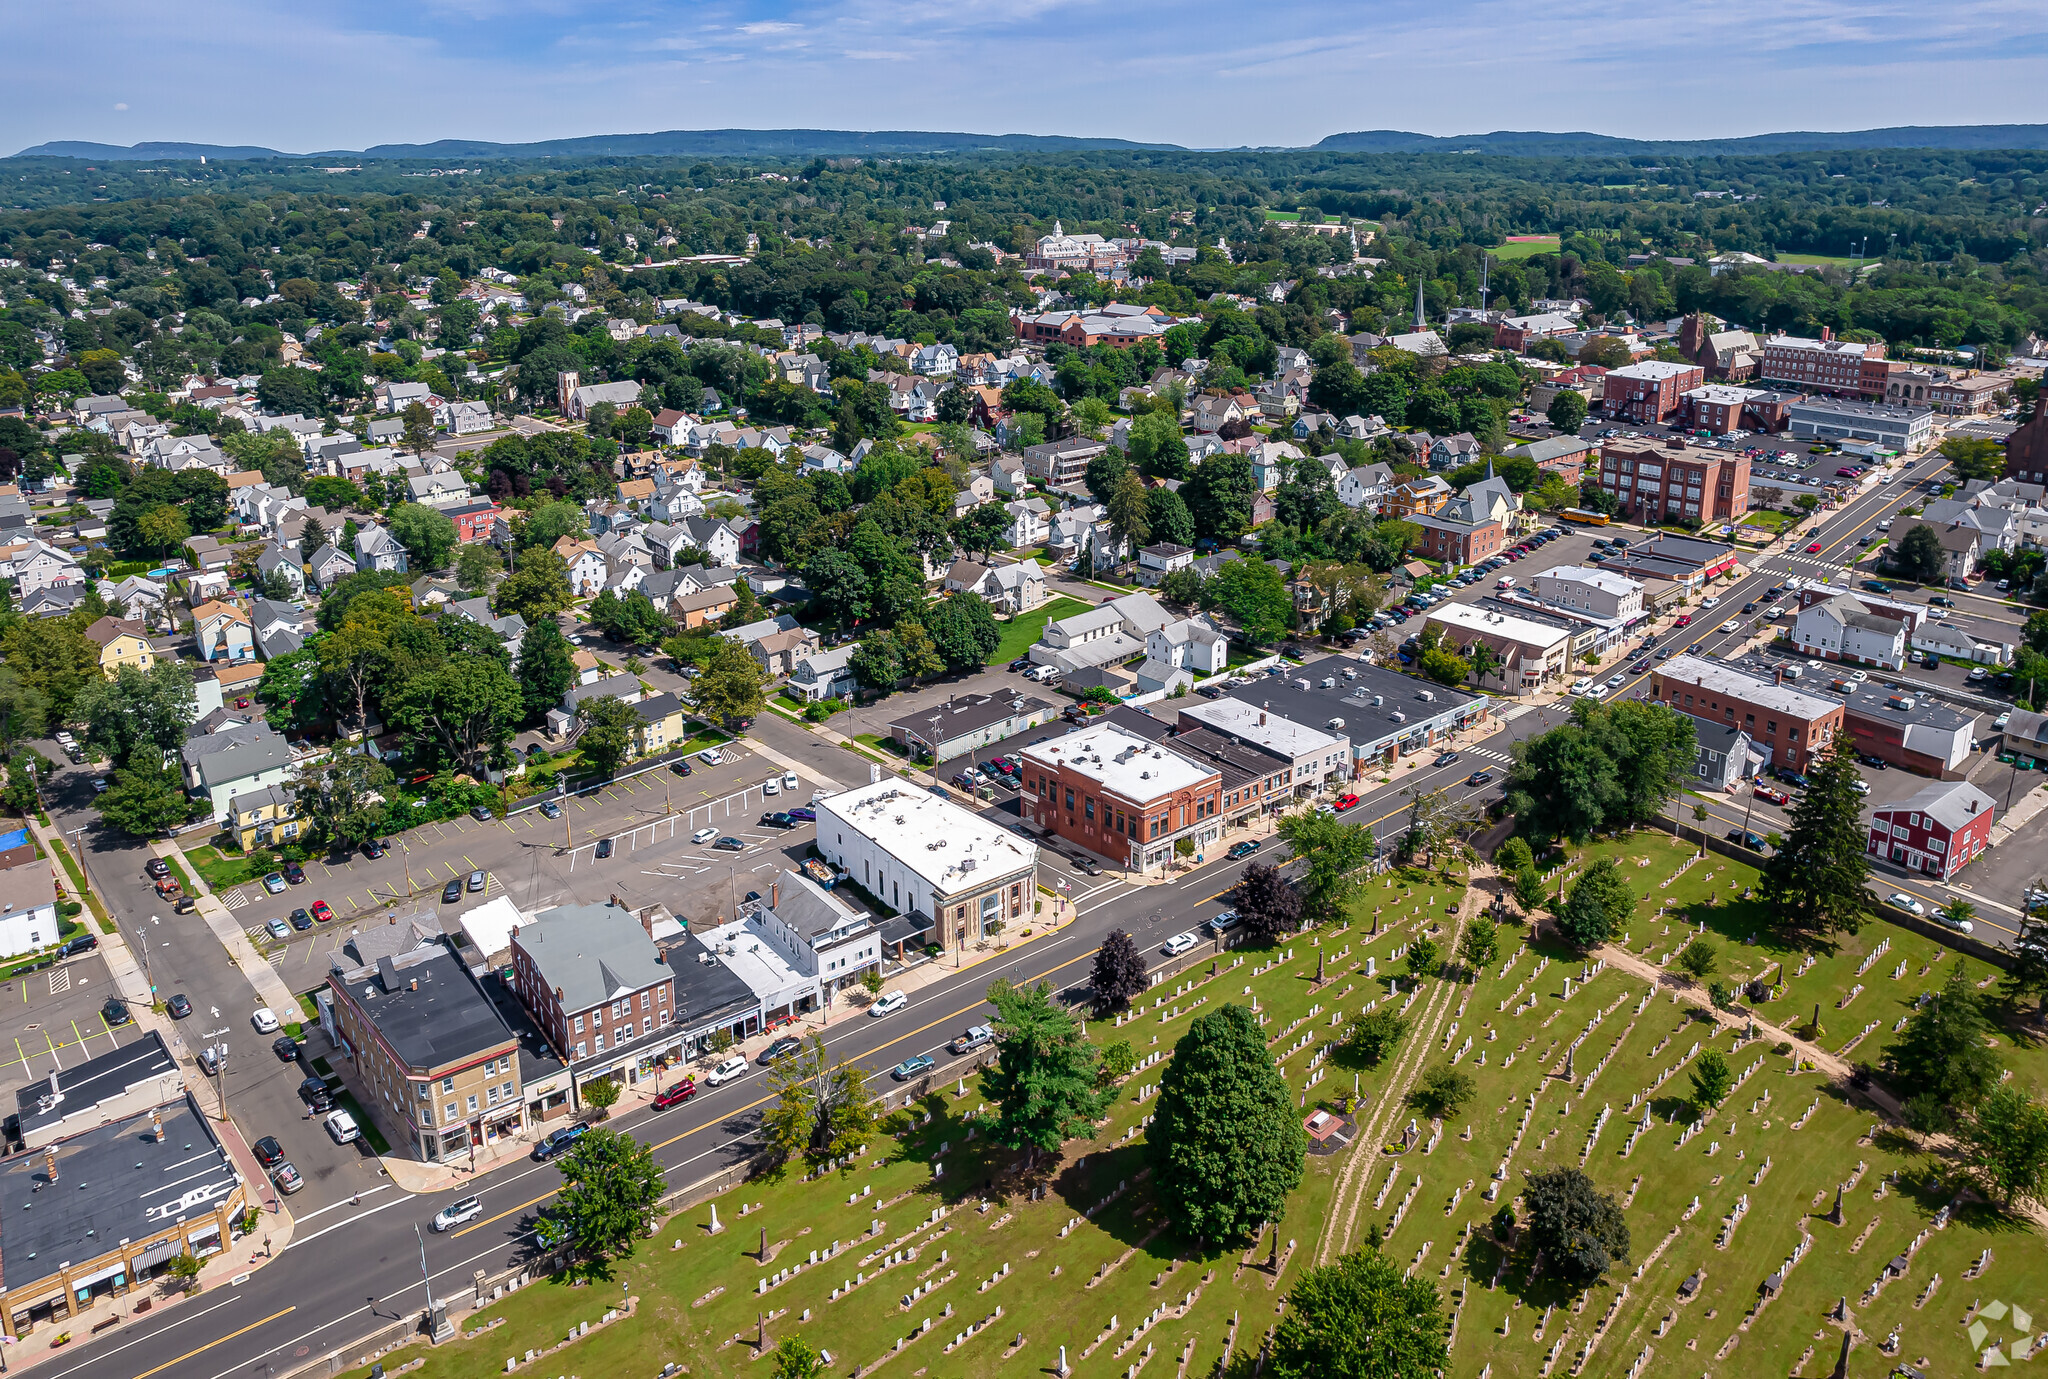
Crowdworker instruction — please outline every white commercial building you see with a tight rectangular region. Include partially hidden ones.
[1173,699,1350,793]
[816,780,1040,957]
[1527,564,1645,622]
[1424,602,1575,691]
[1785,397,1936,453]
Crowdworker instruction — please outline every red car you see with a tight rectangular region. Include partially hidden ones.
[1806,541,1824,553]
[652,1078,697,1110]
[1753,785,1790,805]
[1333,793,1360,811]
[310,900,334,923]
[1673,614,1693,628]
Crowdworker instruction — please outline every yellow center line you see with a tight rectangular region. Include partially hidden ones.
[130,1306,296,1379]
[454,947,1107,1239]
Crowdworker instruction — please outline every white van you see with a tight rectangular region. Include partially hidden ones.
[1026,664,1060,683]
[1496,576,1516,590]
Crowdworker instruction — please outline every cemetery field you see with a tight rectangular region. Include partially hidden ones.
[339,850,2047,1379]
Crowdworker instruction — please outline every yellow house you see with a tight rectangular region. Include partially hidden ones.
[631,692,689,756]
[223,783,300,851]
[84,616,156,678]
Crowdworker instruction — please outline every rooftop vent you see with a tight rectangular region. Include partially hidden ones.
[1389,710,1407,723]
[1371,695,1384,707]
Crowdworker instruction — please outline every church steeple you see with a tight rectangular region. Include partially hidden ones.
[1414,278,1426,332]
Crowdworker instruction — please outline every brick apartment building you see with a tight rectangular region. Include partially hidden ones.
[1602,361,1704,424]
[510,901,677,1067]
[2002,408,2048,485]
[1759,329,1888,398]
[1648,655,1844,773]
[1407,511,1505,565]
[1867,780,1995,880]
[1592,437,1752,525]
[1679,385,1794,436]
[1020,720,1224,874]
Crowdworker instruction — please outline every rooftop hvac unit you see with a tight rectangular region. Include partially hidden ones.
[1389,711,1407,723]
[1371,695,1384,707]
[1327,718,1345,730]
[1320,676,1337,689]
[1293,678,1311,691]
[1343,668,1357,680]
[1418,690,1435,702]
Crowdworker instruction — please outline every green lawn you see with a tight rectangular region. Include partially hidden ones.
[1264,209,1303,222]
[994,596,1092,664]
[186,843,271,891]
[1492,235,1561,259]
[853,732,909,759]
[1776,252,1860,267]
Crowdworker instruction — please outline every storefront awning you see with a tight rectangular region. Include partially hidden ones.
[129,1238,183,1272]
[70,1262,127,1289]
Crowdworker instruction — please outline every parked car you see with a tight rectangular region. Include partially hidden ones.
[167,993,193,1018]
[271,1161,305,1195]
[712,836,746,851]
[145,857,171,880]
[705,1056,749,1087]
[1162,931,1201,957]
[1753,785,1790,805]
[1226,840,1262,860]
[698,747,725,765]
[442,878,463,903]
[891,1054,937,1081]
[651,1078,698,1111]
[1725,828,1768,853]
[869,990,908,1018]
[594,837,614,859]
[758,1035,803,1065]
[432,1196,484,1232]
[362,840,386,859]
[1887,892,1927,917]
[252,1006,280,1033]
[298,1076,334,1113]
[467,869,487,892]
[283,861,306,885]
[272,1034,299,1061]
[692,827,719,844]
[253,1135,287,1168]
[469,805,494,823]
[265,917,291,941]
[1936,908,1975,934]
[1208,910,1243,937]
[760,812,798,830]
[58,933,98,958]
[539,800,563,819]
[262,872,288,894]
[787,807,816,822]
[102,998,132,1027]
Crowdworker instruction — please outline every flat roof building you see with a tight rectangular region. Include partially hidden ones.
[1785,396,1935,453]
[1424,602,1574,691]
[1648,655,1844,773]
[887,691,1056,764]
[817,780,1039,955]
[1020,721,1223,873]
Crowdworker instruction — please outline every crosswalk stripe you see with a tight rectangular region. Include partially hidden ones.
[220,889,249,910]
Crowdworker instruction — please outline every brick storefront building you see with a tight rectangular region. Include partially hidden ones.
[1602,361,1704,424]
[1759,329,1888,399]
[1648,655,1844,774]
[1020,721,1224,874]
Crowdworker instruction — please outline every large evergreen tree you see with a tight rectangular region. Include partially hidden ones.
[1269,1248,1448,1379]
[1553,857,1632,949]
[1759,735,1871,939]
[1883,959,2002,1130]
[1522,1167,1630,1286]
[1148,1003,1307,1243]
[978,981,1110,1157]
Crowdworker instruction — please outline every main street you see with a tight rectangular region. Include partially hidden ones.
[22,438,2035,1379]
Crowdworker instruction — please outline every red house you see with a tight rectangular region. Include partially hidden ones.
[445,498,503,545]
[1866,780,1994,881]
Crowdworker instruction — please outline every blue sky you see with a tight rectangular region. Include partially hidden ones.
[11,0,2048,153]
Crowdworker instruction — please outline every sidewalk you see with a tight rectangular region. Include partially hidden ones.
[154,838,304,1017]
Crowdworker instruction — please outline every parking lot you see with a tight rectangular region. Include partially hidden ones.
[0,949,132,1101]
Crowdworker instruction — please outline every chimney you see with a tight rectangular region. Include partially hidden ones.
[409,978,418,991]
[1259,711,1266,726]
[770,882,779,910]
[1820,325,1833,342]
[43,1147,57,1183]
[1774,665,1784,686]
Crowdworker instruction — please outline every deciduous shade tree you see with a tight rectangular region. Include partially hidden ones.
[514,619,578,725]
[1405,935,1441,982]
[1674,938,1719,984]
[694,637,771,727]
[1504,699,1696,844]
[1522,1167,1631,1286]
[1148,1003,1308,1243]
[589,589,673,646]
[73,660,197,766]
[1882,959,2002,1131]
[96,754,195,837]
[1231,861,1303,944]
[1274,812,1373,926]
[1760,736,1871,940]
[924,591,1001,672]
[1689,1048,1733,1115]
[1206,554,1292,645]
[1546,390,1588,433]
[1892,523,1949,583]
[552,1126,666,1263]
[1268,1247,1448,1379]
[290,752,394,851]
[1553,857,1632,949]
[388,503,458,572]
[978,981,1110,1157]
[386,654,524,780]
[953,503,1011,560]
[2001,905,2048,1014]
[576,695,642,778]
[1346,1006,1407,1066]
[1408,1064,1474,1119]
[758,1034,879,1166]
[1456,916,1497,976]
[1090,929,1150,1012]
[493,550,572,623]
[1957,1085,2048,1213]
[1183,452,1260,540]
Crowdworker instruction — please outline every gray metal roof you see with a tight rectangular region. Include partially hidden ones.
[518,903,671,1015]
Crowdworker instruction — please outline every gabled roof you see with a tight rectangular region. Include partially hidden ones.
[1875,779,1994,833]
[517,902,670,1013]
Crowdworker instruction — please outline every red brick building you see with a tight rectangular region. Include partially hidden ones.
[1759,329,1888,399]
[445,499,503,545]
[1679,385,1794,436]
[1866,780,1995,881]
[1592,437,1752,525]
[1407,513,1505,565]
[1648,654,1844,773]
[1602,361,1705,424]
[2003,408,2048,485]
[510,902,676,1065]
[1020,721,1224,874]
